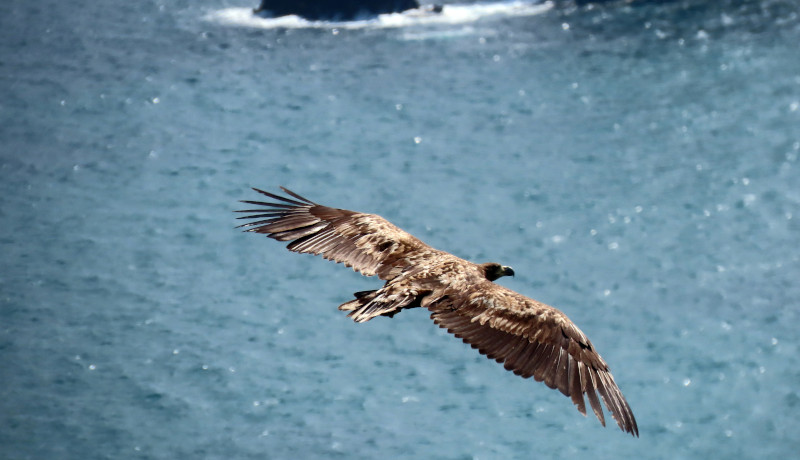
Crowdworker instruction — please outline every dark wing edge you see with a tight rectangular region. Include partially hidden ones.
[236,186,439,280]
[428,287,639,437]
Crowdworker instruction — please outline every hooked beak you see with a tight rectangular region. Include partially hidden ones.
[502,266,515,277]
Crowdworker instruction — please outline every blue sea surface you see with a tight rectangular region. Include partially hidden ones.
[2,0,799,458]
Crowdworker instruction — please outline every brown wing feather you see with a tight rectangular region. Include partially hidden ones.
[428,282,638,437]
[236,187,442,280]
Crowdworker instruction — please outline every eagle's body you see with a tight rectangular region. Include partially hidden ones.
[237,187,638,436]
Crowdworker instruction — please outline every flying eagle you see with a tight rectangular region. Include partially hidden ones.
[236,187,638,436]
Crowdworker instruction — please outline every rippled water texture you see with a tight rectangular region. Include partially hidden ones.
[1,0,799,458]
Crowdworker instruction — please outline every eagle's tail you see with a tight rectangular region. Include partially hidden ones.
[338,289,421,323]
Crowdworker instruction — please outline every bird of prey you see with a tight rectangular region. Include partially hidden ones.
[236,186,638,436]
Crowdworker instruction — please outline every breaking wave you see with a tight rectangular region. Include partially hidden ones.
[205,1,553,30]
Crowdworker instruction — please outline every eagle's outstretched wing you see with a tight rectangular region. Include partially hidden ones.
[236,187,443,280]
[426,282,638,436]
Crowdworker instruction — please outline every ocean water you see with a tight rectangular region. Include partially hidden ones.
[1,0,799,458]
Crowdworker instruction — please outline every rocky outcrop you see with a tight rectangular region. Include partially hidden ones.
[253,0,421,21]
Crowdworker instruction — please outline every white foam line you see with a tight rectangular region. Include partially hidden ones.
[205,1,553,30]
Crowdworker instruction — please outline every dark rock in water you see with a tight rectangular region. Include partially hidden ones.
[253,0,421,21]
[570,0,677,4]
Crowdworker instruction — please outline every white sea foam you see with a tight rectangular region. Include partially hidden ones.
[206,1,552,30]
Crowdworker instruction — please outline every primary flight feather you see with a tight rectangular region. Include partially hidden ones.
[236,186,638,436]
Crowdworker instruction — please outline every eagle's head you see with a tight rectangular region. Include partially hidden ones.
[481,262,515,282]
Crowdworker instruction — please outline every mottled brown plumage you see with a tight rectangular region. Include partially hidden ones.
[236,186,638,436]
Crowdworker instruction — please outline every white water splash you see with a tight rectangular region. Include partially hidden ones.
[205,1,553,30]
